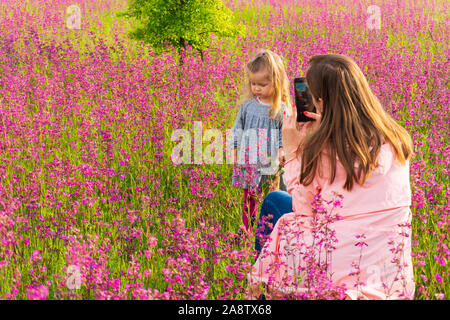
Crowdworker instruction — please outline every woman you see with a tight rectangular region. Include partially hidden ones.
[248,54,415,300]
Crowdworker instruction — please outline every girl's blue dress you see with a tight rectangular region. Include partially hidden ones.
[231,97,285,191]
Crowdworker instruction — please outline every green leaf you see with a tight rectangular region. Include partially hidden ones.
[120,0,246,56]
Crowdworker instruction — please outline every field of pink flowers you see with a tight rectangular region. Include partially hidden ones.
[0,0,448,300]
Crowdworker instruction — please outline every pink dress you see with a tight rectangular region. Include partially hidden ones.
[248,143,415,299]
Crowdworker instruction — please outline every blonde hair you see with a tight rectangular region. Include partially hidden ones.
[301,54,414,191]
[241,49,292,120]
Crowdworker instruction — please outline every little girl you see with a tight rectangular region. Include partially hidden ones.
[231,49,292,231]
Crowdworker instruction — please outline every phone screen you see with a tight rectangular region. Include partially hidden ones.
[294,78,315,122]
[295,82,307,92]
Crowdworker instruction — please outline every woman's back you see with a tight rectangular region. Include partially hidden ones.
[249,141,415,299]
[318,142,414,299]
[318,142,412,217]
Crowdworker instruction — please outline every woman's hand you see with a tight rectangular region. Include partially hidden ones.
[282,106,321,161]
[303,110,321,131]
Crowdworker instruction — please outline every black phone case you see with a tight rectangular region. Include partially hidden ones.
[294,77,316,122]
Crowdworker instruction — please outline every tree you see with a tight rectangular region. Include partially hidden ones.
[118,0,245,62]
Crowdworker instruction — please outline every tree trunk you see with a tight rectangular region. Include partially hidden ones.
[198,49,204,63]
[177,36,186,91]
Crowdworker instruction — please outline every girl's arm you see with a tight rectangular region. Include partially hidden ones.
[231,104,246,149]
[278,147,284,166]
[278,120,283,149]
[277,105,286,165]
[278,104,286,149]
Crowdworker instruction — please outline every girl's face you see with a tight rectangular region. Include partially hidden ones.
[248,71,273,102]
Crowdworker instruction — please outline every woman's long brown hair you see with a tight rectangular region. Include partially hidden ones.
[301,54,413,191]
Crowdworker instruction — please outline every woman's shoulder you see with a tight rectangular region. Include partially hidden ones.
[376,142,408,171]
[320,140,394,160]
[317,141,398,176]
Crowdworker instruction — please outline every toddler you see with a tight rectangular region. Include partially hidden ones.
[231,49,291,230]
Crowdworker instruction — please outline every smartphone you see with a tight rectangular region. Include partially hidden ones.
[294,77,316,122]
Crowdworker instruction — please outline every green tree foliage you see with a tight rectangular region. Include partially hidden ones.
[119,0,246,60]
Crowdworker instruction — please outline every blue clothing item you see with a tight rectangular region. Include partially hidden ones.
[259,173,287,193]
[254,191,293,255]
[231,97,286,190]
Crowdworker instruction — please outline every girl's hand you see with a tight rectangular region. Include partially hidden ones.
[278,147,285,167]
[282,106,321,161]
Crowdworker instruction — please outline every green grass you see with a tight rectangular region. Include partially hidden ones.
[0,0,447,300]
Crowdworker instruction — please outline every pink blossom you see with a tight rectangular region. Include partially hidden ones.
[26,285,49,300]
[434,273,442,283]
